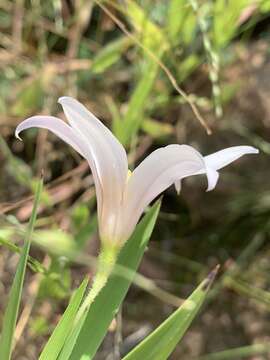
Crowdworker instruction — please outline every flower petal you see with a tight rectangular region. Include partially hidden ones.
[205,167,219,191]
[174,180,181,194]
[58,97,128,241]
[204,146,259,170]
[118,144,207,242]
[15,116,88,158]
[118,144,258,242]
[15,115,103,216]
[58,97,128,182]
[200,145,258,191]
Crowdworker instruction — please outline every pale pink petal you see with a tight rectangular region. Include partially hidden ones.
[205,167,219,191]
[16,116,87,157]
[175,166,219,194]
[118,144,258,242]
[118,145,208,242]
[198,145,258,191]
[58,97,128,241]
[204,146,259,170]
[15,115,103,216]
[174,180,181,194]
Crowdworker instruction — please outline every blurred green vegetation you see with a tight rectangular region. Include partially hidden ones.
[1,0,270,359]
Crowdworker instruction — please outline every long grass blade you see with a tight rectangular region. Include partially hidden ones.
[0,176,43,360]
[38,278,88,360]
[122,266,219,360]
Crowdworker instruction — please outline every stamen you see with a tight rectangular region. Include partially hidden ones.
[126,169,132,182]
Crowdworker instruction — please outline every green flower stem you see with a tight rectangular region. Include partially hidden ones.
[76,244,119,321]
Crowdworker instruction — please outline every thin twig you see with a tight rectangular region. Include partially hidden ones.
[66,0,94,96]
[12,0,24,55]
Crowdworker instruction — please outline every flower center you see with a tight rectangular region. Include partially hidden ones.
[126,169,132,182]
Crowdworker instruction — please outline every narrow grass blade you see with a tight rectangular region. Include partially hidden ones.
[120,0,165,49]
[213,0,249,48]
[60,200,161,360]
[57,308,88,360]
[0,176,43,360]
[0,235,46,274]
[116,0,167,145]
[119,56,161,145]
[167,0,189,44]
[197,343,270,360]
[123,266,219,360]
[91,37,132,74]
[38,278,88,360]
[142,118,174,139]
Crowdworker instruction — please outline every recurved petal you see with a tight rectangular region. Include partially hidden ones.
[174,165,219,194]
[205,167,219,191]
[58,97,128,241]
[204,146,259,170]
[119,144,208,242]
[15,115,103,214]
[174,180,181,194]
[15,116,88,158]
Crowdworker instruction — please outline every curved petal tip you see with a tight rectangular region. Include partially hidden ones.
[250,147,259,154]
[58,96,73,105]
[15,124,24,141]
[206,167,219,192]
[204,145,258,191]
[204,145,259,171]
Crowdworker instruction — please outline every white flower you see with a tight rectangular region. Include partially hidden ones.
[16,97,258,246]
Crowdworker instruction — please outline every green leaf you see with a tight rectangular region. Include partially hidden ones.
[118,56,162,145]
[122,0,166,50]
[0,234,46,274]
[30,316,50,337]
[38,258,71,300]
[38,278,88,360]
[91,37,132,74]
[0,135,33,188]
[115,0,168,145]
[261,0,270,13]
[114,0,169,145]
[197,343,270,360]
[213,0,251,48]
[0,177,43,360]
[167,0,190,44]
[123,266,219,360]
[60,200,161,360]
[106,96,123,138]
[11,79,44,117]
[178,54,200,82]
[34,229,78,257]
[142,118,174,139]
[57,310,87,360]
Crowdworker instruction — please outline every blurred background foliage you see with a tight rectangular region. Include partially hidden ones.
[0,0,270,359]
